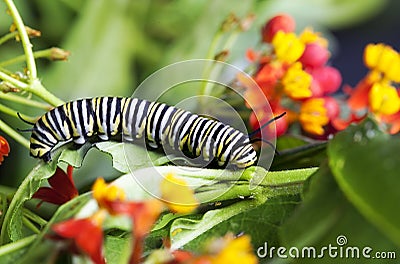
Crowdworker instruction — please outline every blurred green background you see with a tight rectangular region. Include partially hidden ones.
[0,0,396,187]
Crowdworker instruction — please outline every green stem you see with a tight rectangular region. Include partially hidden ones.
[206,30,223,60]
[0,234,36,256]
[0,71,28,90]
[26,80,64,106]
[22,217,40,234]
[0,118,30,149]
[4,0,37,82]
[0,49,52,67]
[0,31,17,46]
[0,185,15,195]
[261,167,318,187]
[0,92,51,110]
[23,208,47,227]
[0,103,36,123]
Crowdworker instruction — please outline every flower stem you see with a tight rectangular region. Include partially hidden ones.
[0,235,36,255]
[23,208,47,227]
[0,92,51,110]
[22,217,40,234]
[26,80,64,106]
[0,118,30,149]
[4,0,37,82]
[0,49,50,67]
[0,31,17,46]
[0,71,28,90]
[0,104,36,123]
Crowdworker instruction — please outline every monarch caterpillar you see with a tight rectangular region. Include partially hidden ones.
[28,97,263,168]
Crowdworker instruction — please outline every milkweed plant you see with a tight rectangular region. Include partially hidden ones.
[0,1,399,263]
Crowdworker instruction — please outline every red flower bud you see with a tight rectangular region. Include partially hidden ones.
[249,109,288,138]
[299,43,329,68]
[323,96,340,120]
[309,66,342,94]
[261,14,295,43]
[0,136,10,164]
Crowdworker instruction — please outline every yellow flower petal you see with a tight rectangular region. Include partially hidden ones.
[369,82,400,115]
[211,235,257,264]
[364,43,400,82]
[272,31,305,63]
[299,98,329,135]
[299,27,328,47]
[282,62,312,99]
[92,178,126,208]
[160,173,198,214]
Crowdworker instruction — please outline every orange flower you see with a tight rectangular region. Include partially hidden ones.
[299,98,329,135]
[92,177,126,211]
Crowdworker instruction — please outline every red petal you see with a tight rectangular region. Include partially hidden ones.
[53,218,105,264]
[105,200,162,237]
[0,136,10,155]
[347,79,371,111]
[32,187,71,206]
[48,167,78,199]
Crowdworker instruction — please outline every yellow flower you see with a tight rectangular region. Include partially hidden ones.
[364,43,400,82]
[211,235,258,264]
[160,173,198,214]
[299,98,329,135]
[282,62,312,99]
[92,178,126,208]
[272,31,305,64]
[369,82,400,115]
[299,27,328,47]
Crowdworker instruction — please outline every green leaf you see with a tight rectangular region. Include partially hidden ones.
[95,142,166,174]
[328,118,400,247]
[104,235,132,264]
[279,162,399,264]
[169,194,300,252]
[58,141,93,168]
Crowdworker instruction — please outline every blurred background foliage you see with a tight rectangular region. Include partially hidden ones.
[0,0,397,187]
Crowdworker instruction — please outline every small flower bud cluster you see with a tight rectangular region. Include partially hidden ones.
[242,14,342,138]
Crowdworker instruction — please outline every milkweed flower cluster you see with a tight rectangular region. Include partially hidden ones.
[337,43,400,133]
[242,14,400,138]
[241,14,342,138]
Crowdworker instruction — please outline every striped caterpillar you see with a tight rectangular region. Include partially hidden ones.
[29,97,258,168]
